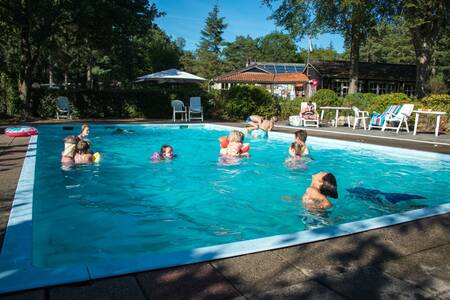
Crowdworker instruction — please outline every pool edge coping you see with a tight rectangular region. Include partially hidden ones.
[1,123,450,294]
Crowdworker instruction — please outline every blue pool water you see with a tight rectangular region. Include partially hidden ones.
[32,124,450,267]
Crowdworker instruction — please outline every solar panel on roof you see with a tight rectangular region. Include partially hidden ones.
[263,65,276,72]
[286,66,296,72]
[275,66,286,73]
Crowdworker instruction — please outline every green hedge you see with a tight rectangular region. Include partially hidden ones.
[311,89,343,107]
[366,93,412,114]
[342,93,377,111]
[219,85,279,120]
[34,85,211,119]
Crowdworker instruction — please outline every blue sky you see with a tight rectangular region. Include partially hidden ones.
[152,0,345,53]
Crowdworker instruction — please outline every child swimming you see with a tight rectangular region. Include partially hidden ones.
[220,130,249,158]
[78,123,90,140]
[289,129,309,158]
[74,140,94,164]
[302,172,338,210]
[150,145,175,161]
[61,135,79,165]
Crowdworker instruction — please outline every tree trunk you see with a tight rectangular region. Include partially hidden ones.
[19,29,34,118]
[348,34,360,95]
[49,62,54,88]
[87,64,93,89]
[64,71,68,89]
[411,28,433,98]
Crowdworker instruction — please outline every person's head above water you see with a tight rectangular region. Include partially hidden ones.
[228,130,244,143]
[294,129,307,143]
[160,145,173,159]
[311,172,338,199]
[76,140,90,154]
[80,123,90,137]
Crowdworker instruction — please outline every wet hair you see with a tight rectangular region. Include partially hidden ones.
[290,142,302,155]
[228,130,244,143]
[160,144,172,156]
[80,123,90,135]
[64,135,79,144]
[76,140,90,154]
[294,130,307,142]
[320,173,338,199]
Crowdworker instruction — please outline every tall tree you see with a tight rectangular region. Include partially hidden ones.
[359,18,415,64]
[258,32,298,63]
[195,3,227,79]
[401,0,450,97]
[0,0,160,116]
[223,36,260,71]
[264,0,397,94]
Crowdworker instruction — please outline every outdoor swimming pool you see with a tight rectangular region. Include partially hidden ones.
[32,124,450,267]
[1,123,450,293]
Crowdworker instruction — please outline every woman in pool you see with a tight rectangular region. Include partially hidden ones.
[74,140,94,164]
[220,130,249,158]
[302,172,338,210]
[61,135,79,165]
[151,145,175,161]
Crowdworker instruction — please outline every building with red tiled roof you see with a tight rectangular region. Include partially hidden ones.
[212,63,310,99]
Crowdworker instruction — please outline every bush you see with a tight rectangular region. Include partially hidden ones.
[366,93,412,114]
[0,73,21,117]
[311,89,343,107]
[33,85,211,119]
[420,94,450,116]
[428,74,448,94]
[343,93,377,111]
[279,98,303,120]
[420,94,450,131]
[221,85,279,120]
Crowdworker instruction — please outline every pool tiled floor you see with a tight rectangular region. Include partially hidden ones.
[1,121,449,299]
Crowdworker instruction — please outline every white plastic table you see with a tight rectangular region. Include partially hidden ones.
[320,106,353,128]
[412,110,446,136]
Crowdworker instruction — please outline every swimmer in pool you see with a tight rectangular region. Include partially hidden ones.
[220,130,249,158]
[74,140,94,164]
[61,135,79,166]
[151,145,175,161]
[289,129,309,158]
[302,172,338,210]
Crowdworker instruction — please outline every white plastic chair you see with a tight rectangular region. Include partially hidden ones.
[188,97,203,122]
[352,106,369,130]
[56,96,71,119]
[171,100,187,122]
[300,102,319,128]
[382,104,414,133]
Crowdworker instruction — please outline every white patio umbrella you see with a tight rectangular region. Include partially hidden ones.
[135,68,206,84]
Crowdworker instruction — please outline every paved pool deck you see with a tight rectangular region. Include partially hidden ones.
[1,120,450,299]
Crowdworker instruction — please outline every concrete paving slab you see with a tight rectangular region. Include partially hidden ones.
[135,263,241,300]
[48,276,146,300]
[0,137,30,248]
[377,243,450,297]
[438,291,450,300]
[0,289,45,300]
[332,215,450,257]
[248,280,346,300]
[211,251,308,295]
[317,266,434,300]
[270,236,398,278]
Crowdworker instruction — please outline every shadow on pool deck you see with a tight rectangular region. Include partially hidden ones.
[1,121,450,299]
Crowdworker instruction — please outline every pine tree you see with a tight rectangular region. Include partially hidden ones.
[195,4,227,79]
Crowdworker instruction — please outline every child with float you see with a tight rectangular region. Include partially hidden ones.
[219,130,250,158]
[150,145,175,161]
